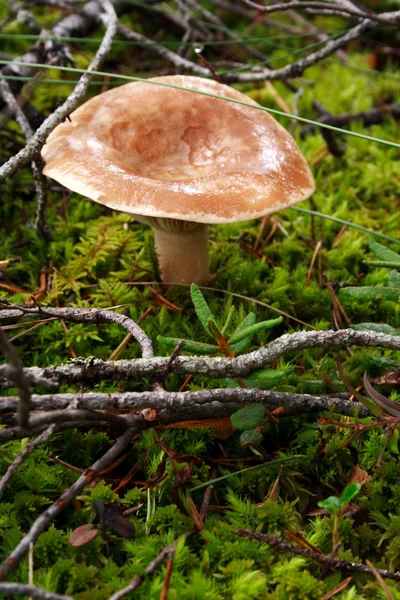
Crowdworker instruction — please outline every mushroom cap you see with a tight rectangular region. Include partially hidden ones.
[42,75,315,224]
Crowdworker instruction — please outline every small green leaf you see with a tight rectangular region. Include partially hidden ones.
[190,284,220,337]
[157,336,218,355]
[221,306,235,335]
[240,430,264,447]
[230,404,265,431]
[365,355,400,370]
[368,239,400,262]
[352,323,400,336]
[227,317,282,345]
[229,312,257,355]
[388,270,400,288]
[317,496,342,515]
[340,287,400,301]
[339,483,361,507]
[246,367,293,389]
[364,260,400,269]
[387,428,400,455]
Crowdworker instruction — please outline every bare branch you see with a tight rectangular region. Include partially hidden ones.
[223,18,372,82]
[0,408,130,428]
[0,303,153,358]
[0,420,112,443]
[0,77,50,236]
[235,530,400,582]
[0,330,32,428]
[116,23,209,77]
[108,539,180,600]
[0,583,73,599]
[0,0,118,182]
[240,0,400,25]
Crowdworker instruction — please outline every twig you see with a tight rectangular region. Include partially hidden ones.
[0,408,130,428]
[300,102,400,153]
[1,327,397,384]
[0,419,141,580]
[108,541,177,600]
[235,530,400,581]
[116,23,209,77]
[0,78,50,236]
[0,388,370,419]
[0,0,118,182]
[0,330,32,428]
[0,425,56,499]
[0,583,73,599]
[0,419,114,442]
[0,303,153,358]
[240,0,400,25]
[159,550,175,600]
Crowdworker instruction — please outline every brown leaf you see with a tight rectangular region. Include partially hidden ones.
[166,418,235,439]
[69,524,99,547]
[346,465,371,489]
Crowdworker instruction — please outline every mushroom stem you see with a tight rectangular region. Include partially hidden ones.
[153,224,209,285]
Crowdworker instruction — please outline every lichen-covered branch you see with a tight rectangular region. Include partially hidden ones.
[0,324,397,385]
[0,388,370,419]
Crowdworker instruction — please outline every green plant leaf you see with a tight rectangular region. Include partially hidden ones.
[368,238,400,262]
[364,260,400,269]
[239,430,264,447]
[365,355,400,371]
[227,317,282,345]
[229,312,257,355]
[339,482,361,507]
[340,287,400,301]
[221,306,235,335]
[317,496,342,515]
[387,428,400,455]
[245,367,293,389]
[157,336,218,355]
[352,323,400,336]
[230,404,265,431]
[190,283,220,337]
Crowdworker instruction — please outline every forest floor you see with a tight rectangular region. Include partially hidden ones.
[1,3,400,599]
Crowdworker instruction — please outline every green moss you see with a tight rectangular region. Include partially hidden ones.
[1,5,400,598]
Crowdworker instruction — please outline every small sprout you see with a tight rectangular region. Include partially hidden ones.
[318,482,361,515]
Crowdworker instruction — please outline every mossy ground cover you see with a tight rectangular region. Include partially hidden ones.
[1,4,400,598]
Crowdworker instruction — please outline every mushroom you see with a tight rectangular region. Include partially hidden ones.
[42,75,315,285]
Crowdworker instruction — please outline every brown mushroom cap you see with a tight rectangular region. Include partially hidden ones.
[42,75,315,224]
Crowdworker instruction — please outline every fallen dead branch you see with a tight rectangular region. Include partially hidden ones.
[235,529,400,582]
